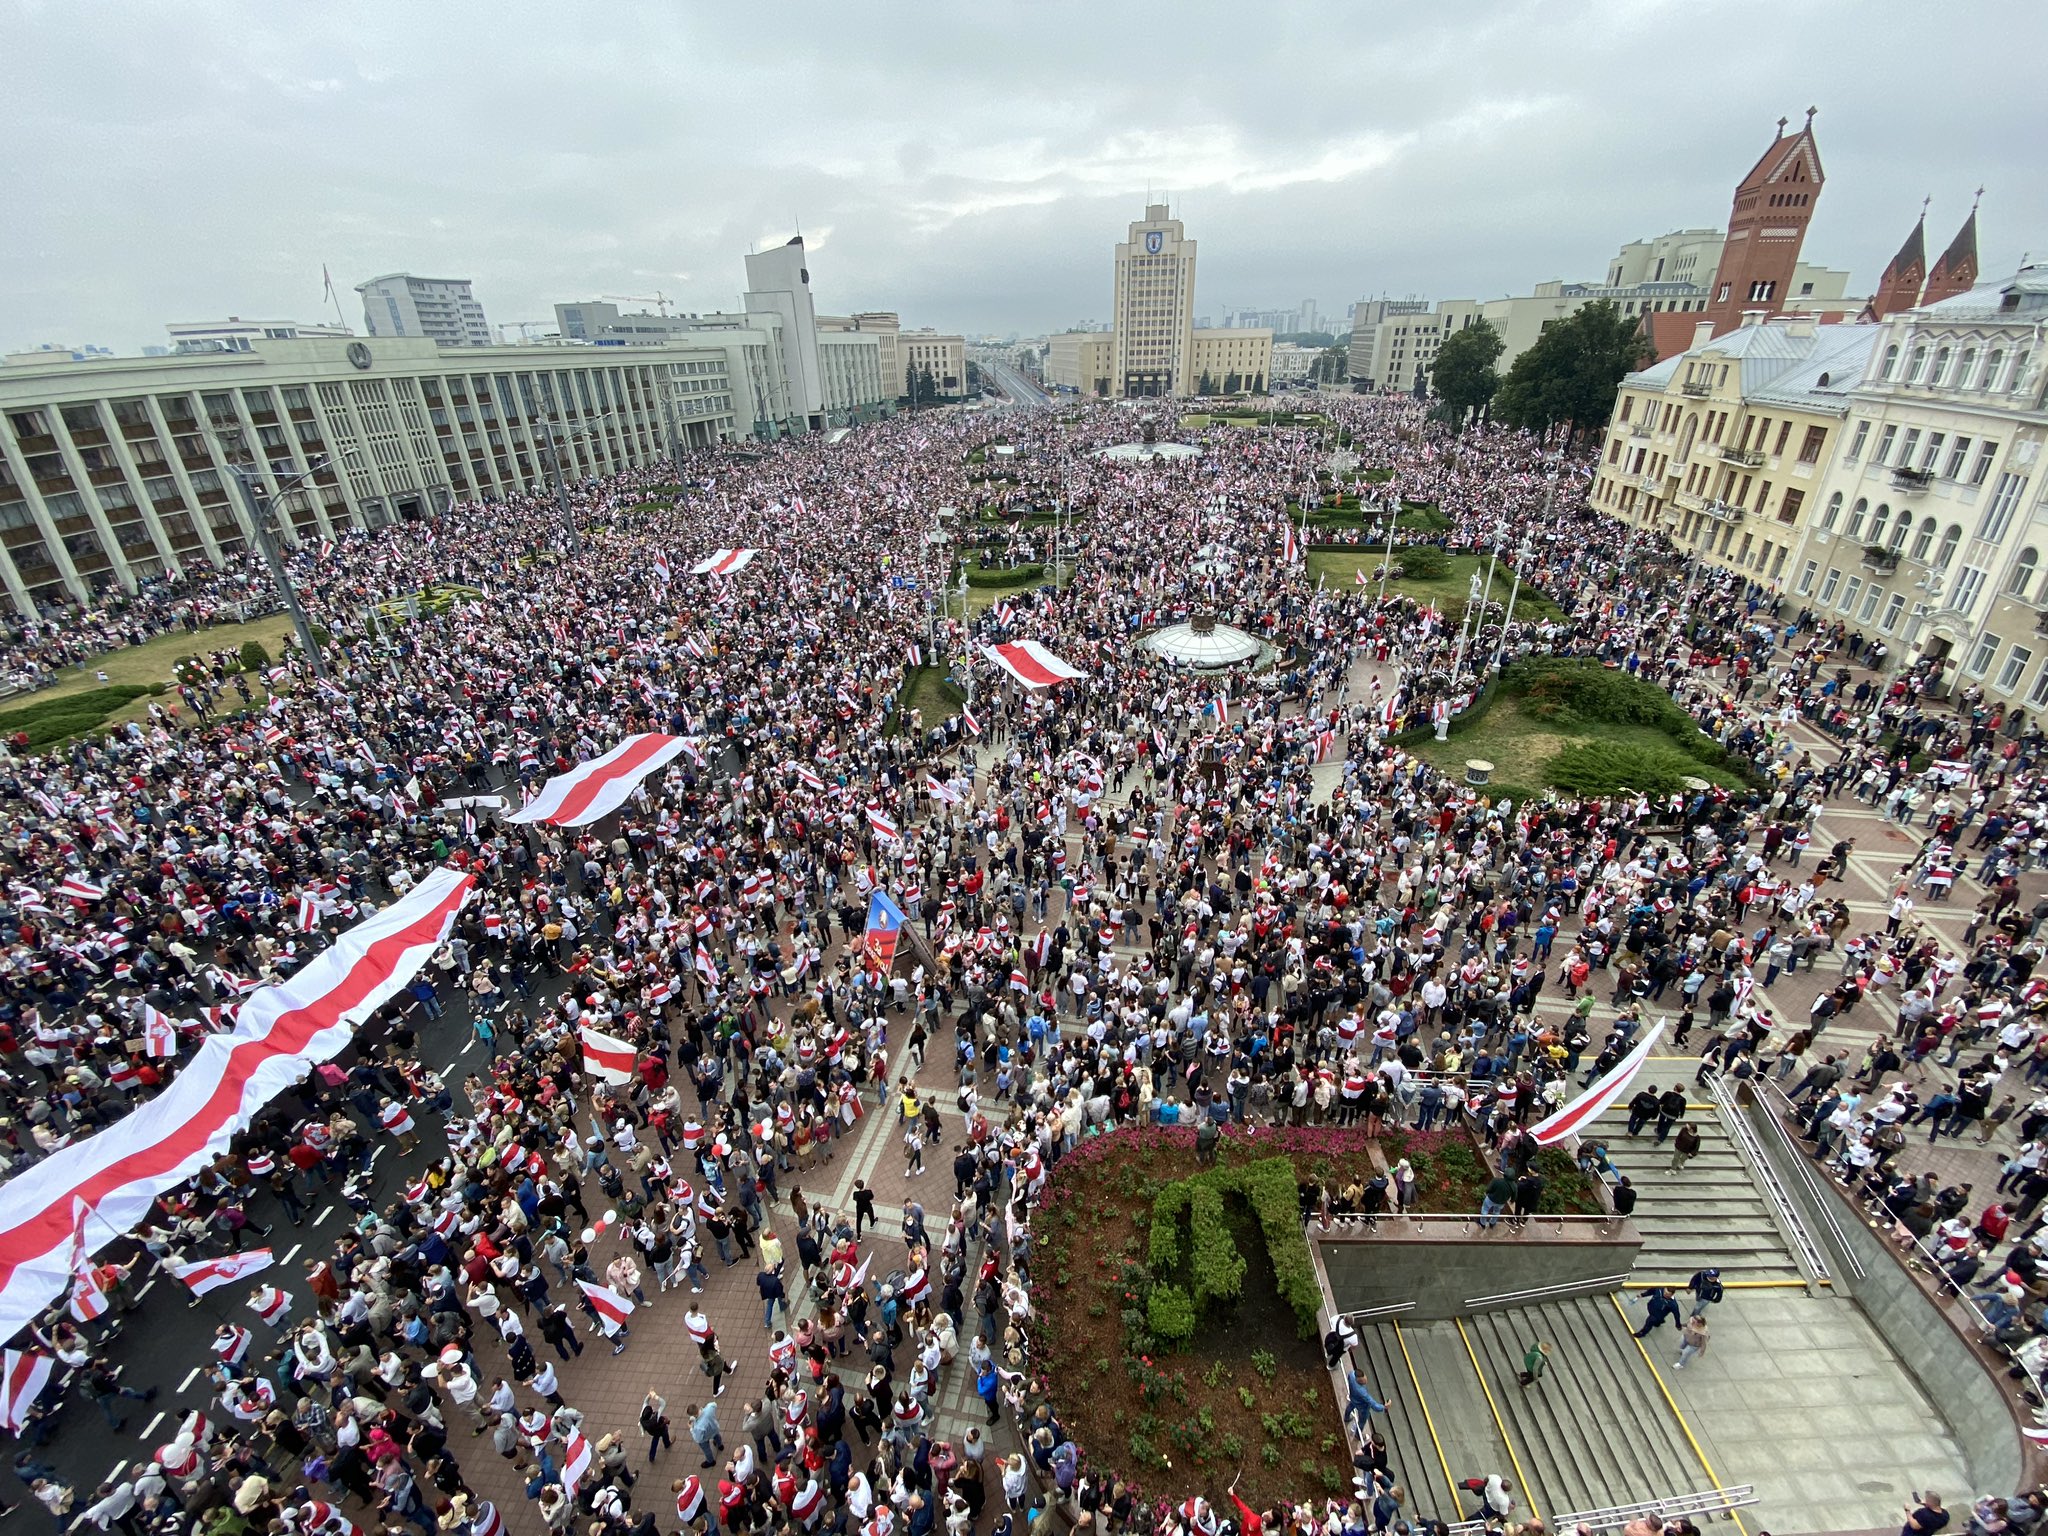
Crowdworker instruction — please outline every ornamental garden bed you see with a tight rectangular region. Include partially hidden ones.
[1026,1123,1491,1512]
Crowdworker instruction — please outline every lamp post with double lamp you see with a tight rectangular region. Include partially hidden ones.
[534,415,615,550]
[227,455,353,683]
[1491,534,1538,674]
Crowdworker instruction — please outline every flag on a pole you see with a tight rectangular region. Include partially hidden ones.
[1281,522,1300,564]
[1528,1023,1668,1146]
[960,708,981,736]
[866,807,900,843]
[579,1025,637,1085]
[66,1201,106,1322]
[165,1249,276,1297]
[562,1430,594,1496]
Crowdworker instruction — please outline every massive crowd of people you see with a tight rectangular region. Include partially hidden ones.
[3,391,2046,1536]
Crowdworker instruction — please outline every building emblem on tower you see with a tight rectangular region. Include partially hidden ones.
[1145,231,1164,255]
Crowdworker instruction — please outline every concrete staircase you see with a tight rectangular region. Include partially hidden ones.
[1352,1320,1505,1525]
[1591,1077,1805,1287]
[1462,1296,1712,1522]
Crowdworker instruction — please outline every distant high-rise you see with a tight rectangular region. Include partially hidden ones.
[356,274,491,347]
[1112,204,1197,397]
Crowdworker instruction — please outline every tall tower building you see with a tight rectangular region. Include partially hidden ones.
[1922,199,1982,306]
[355,274,492,347]
[1867,210,1929,320]
[744,237,825,430]
[1112,204,1197,397]
[1700,111,1825,337]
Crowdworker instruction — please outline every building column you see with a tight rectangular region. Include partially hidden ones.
[101,409,191,577]
[46,408,140,595]
[142,395,225,568]
[0,430,88,610]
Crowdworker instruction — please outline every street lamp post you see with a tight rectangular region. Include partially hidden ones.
[1492,534,1537,674]
[228,459,339,681]
[1450,569,1484,682]
[535,418,579,550]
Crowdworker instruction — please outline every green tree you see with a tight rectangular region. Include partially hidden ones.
[1492,300,1652,445]
[1249,372,1265,393]
[1223,371,1242,394]
[1198,371,1215,396]
[1429,320,1503,428]
[1310,344,1349,385]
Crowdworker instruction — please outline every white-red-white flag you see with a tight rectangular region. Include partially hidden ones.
[579,1025,636,1085]
[166,1248,275,1297]
[0,1350,52,1433]
[577,1280,635,1336]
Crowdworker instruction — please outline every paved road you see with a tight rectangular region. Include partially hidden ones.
[983,358,1050,410]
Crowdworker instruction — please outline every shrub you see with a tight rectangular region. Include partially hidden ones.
[1545,739,1702,798]
[238,639,271,671]
[1188,1184,1245,1308]
[1146,1283,1197,1346]
[1398,545,1449,579]
[963,560,1046,589]
[0,685,152,750]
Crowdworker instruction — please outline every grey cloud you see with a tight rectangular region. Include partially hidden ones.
[3,0,2044,351]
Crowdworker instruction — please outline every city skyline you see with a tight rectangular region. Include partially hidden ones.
[5,0,2045,355]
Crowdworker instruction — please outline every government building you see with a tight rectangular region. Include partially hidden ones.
[1043,203,1271,399]
[0,329,824,618]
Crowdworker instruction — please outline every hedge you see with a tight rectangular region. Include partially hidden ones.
[1145,1156,1322,1338]
[1146,1283,1197,1346]
[0,684,155,749]
[1396,546,1449,580]
[964,561,1046,589]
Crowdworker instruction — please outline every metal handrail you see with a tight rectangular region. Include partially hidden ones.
[1707,1074,1829,1281]
[1752,1081,1865,1280]
[1463,1272,1633,1309]
[1547,1484,1759,1532]
[1336,1300,1416,1322]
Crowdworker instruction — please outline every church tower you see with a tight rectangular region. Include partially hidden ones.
[1922,196,1982,306]
[1700,110,1825,337]
[1867,208,1929,320]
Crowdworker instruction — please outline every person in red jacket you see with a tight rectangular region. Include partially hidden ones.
[1227,1475,1264,1536]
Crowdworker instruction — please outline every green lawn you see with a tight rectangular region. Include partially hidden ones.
[893,665,966,734]
[1306,551,1564,624]
[17,613,301,740]
[1409,695,1747,805]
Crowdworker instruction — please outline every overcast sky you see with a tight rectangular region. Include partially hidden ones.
[6,0,2044,354]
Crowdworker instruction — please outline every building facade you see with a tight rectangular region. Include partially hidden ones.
[1043,331,1111,395]
[1112,204,1198,397]
[1189,329,1274,393]
[167,319,353,354]
[1592,314,1878,587]
[1346,299,1431,387]
[900,329,967,399]
[354,274,492,348]
[0,335,783,617]
[1593,266,2048,709]
[1270,342,1318,383]
[1789,268,2048,704]
[818,313,905,402]
[743,238,826,430]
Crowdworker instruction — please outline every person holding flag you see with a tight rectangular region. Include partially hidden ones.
[864,889,908,975]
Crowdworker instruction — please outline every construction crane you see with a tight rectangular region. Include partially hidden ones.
[499,321,560,342]
[600,292,673,316]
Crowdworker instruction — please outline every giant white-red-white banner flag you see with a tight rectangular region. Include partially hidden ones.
[579,1025,637,1085]
[505,734,687,827]
[689,549,757,575]
[0,868,474,1341]
[1526,1022,1667,1146]
[984,640,1085,689]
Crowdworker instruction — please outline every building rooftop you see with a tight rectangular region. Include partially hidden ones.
[1915,265,2048,322]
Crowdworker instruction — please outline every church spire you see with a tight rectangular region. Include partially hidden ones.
[1867,204,1930,320]
[1923,191,1982,306]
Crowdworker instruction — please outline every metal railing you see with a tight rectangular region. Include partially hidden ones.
[1314,1212,1626,1238]
[1706,1075,1829,1281]
[1463,1272,1634,1310]
[1547,1485,1759,1532]
[1335,1300,1416,1322]
[1751,1081,1865,1280]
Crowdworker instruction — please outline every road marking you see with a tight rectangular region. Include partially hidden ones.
[179,1367,201,1392]
[136,1278,157,1300]
[142,1411,164,1438]
[282,1243,303,1265]
[108,1462,127,1484]
[314,1206,334,1226]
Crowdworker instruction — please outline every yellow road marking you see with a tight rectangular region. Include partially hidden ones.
[1391,1321,1463,1515]
[1453,1316,1542,1525]
[1608,1293,1750,1536]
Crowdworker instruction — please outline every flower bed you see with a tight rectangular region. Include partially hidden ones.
[1026,1122,1495,1513]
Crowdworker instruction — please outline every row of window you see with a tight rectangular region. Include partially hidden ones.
[1877,339,2032,395]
